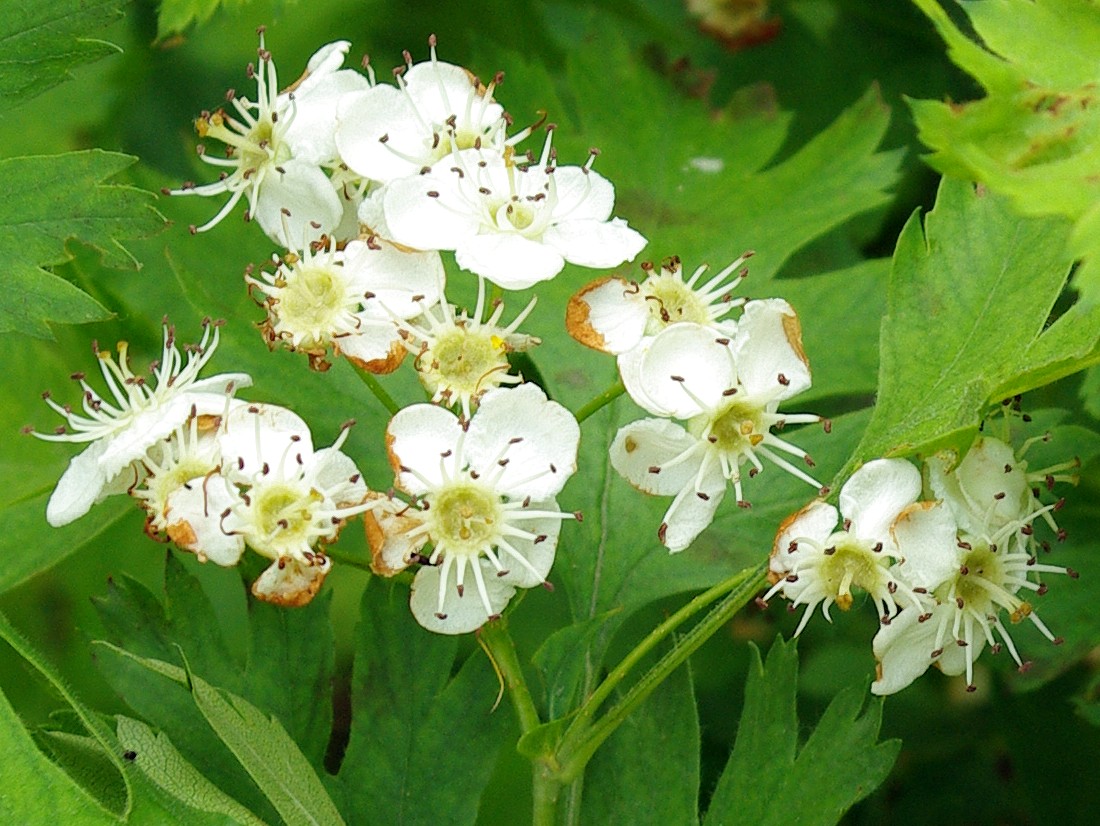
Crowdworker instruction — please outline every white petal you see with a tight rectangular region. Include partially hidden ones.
[455,233,565,288]
[304,447,367,506]
[281,60,372,164]
[217,403,313,482]
[383,171,480,250]
[464,385,580,501]
[609,418,705,496]
[251,555,331,607]
[771,500,839,576]
[871,607,940,695]
[634,323,738,419]
[385,403,463,494]
[334,319,404,370]
[550,166,615,222]
[46,440,111,527]
[733,299,812,399]
[410,561,515,635]
[336,85,433,181]
[404,60,504,136]
[841,458,922,543]
[659,457,727,552]
[891,502,961,590]
[956,437,1031,532]
[496,497,561,588]
[164,478,246,567]
[566,277,649,354]
[345,241,445,319]
[365,501,425,576]
[98,395,197,479]
[253,161,343,249]
[545,218,647,270]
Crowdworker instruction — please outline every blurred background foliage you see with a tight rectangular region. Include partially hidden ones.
[1,0,1098,823]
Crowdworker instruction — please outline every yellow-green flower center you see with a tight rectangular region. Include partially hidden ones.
[252,483,319,549]
[421,324,509,401]
[704,400,766,454]
[428,480,503,556]
[276,263,348,345]
[817,536,886,610]
[642,272,710,332]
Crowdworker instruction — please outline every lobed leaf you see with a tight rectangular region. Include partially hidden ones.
[0,0,123,114]
[848,177,1100,473]
[0,151,165,338]
[911,0,1100,302]
[703,637,899,826]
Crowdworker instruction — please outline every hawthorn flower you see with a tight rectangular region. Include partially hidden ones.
[170,35,370,248]
[336,35,509,183]
[764,458,930,634]
[380,132,647,288]
[927,435,1074,556]
[30,320,250,527]
[566,253,750,358]
[247,233,445,372]
[377,384,580,634]
[609,301,826,551]
[210,404,378,606]
[872,488,1075,695]
[396,277,539,419]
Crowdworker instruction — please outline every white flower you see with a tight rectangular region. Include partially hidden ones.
[566,253,750,357]
[396,277,539,419]
[170,34,370,248]
[927,435,1074,556]
[212,404,378,606]
[379,132,647,289]
[378,384,580,634]
[336,36,509,183]
[609,301,826,551]
[872,493,1075,695]
[764,458,930,634]
[247,233,445,372]
[30,320,250,527]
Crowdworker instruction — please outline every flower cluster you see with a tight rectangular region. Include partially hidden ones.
[568,254,829,552]
[764,432,1079,693]
[29,320,378,606]
[174,32,645,379]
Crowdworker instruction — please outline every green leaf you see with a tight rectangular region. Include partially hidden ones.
[0,493,133,595]
[532,611,620,721]
[116,716,266,826]
[911,0,1100,302]
[0,0,123,114]
[849,178,1099,471]
[36,730,128,817]
[336,579,511,826]
[100,646,345,826]
[0,150,165,338]
[0,686,116,824]
[703,637,899,826]
[579,662,699,826]
[0,609,134,819]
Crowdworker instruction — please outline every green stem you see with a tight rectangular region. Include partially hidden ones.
[556,562,768,780]
[479,619,560,826]
[575,380,625,424]
[351,365,400,415]
[322,546,375,572]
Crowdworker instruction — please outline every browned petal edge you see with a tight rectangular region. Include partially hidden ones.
[340,338,407,375]
[768,500,818,585]
[889,500,941,549]
[165,520,199,551]
[194,413,224,434]
[781,306,809,368]
[565,277,622,352]
[252,561,328,607]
